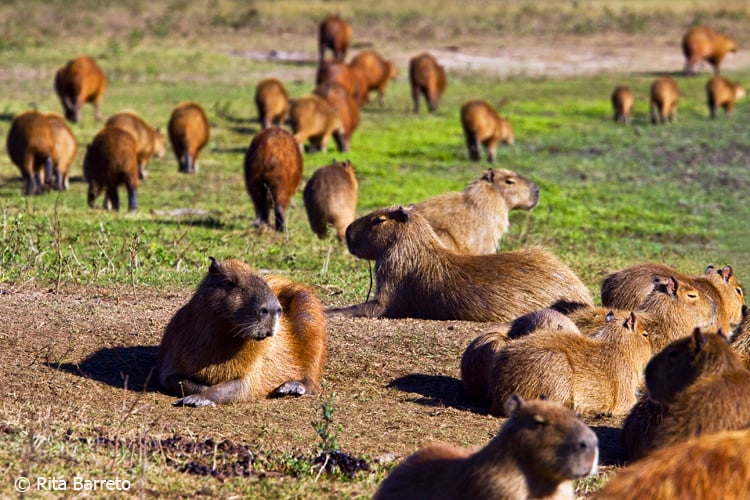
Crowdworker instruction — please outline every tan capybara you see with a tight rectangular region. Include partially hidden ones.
[45,113,77,191]
[243,127,303,232]
[105,111,166,180]
[156,257,327,407]
[327,205,593,321]
[318,14,352,65]
[460,100,514,162]
[314,81,360,152]
[303,159,358,241]
[507,308,582,339]
[54,55,106,123]
[682,25,738,75]
[731,305,750,367]
[707,75,745,118]
[5,110,57,195]
[167,101,210,174]
[254,78,289,129]
[415,168,540,255]
[611,85,634,124]
[409,53,447,113]
[288,95,343,153]
[650,76,680,124]
[349,50,398,106]
[315,61,368,107]
[374,395,598,500]
[83,126,139,211]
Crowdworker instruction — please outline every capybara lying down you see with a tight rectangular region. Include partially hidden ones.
[731,305,750,367]
[6,110,57,195]
[45,113,77,191]
[54,55,107,123]
[682,25,738,75]
[460,100,514,162]
[327,205,593,321]
[314,81,360,152]
[611,85,634,124]
[650,76,680,124]
[707,75,745,118]
[416,168,539,255]
[289,95,343,153]
[303,159,358,241]
[254,78,289,129]
[374,395,598,500]
[168,101,210,174]
[318,14,352,65]
[156,257,327,407]
[409,53,446,113]
[106,111,166,180]
[349,50,398,106]
[83,126,139,211]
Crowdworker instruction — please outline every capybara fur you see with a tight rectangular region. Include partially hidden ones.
[707,75,745,118]
[731,305,750,367]
[373,395,598,500]
[460,331,510,401]
[106,111,166,180]
[611,85,634,124]
[349,50,398,106]
[45,113,76,191]
[243,127,303,232]
[650,76,680,125]
[327,205,593,321]
[314,81,360,152]
[167,101,210,174]
[6,110,57,196]
[289,95,343,153]
[156,257,327,407]
[254,78,289,129]
[303,159,358,241]
[508,308,582,339]
[409,53,446,113]
[460,100,514,162]
[318,15,352,65]
[415,168,540,255]
[682,25,738,75]
[315,61,368,107]
[54,56,106,123]
[83,126,139,211]
[621,394,667,461]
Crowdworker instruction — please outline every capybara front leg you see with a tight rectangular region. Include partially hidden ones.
[270,380,307,397]
[171,378,244,408]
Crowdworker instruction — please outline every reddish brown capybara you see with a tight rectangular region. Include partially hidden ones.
[243,127,303,232]
[45,113,77,191]
[315,61,368,107]
[54,56,106,123]
[682,25,738,75]
[167,101,210,174]
[460,100,514,162]
[303,159,358,241]
[288,95,343,153]
[83,126,139,211]
[706,75,745,118]
[349,50,398,106]
[650,77,680,124]
[254,78,289,129]
[611,85,634,124]
[156,257,327,407]
[313,81,360,152]
[409,53,447,113]
[105,111,166,180]
[318,14,352,65]
[6,110,57,196]
[374,395,598,500]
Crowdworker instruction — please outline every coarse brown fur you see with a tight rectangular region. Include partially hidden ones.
[314,82,360,152]
[349,50,398,106]
[507,308,582,339]
[105,111,166,180]
[288,95,343,153]
[621,394,667,461]
[409,53,447,113]
[374,395,598,500]
[460,331,511,402]
[167,101,210,174]
[303,159,358,241]
[318,15,352,66]
[6,110,57,196]
[611,86,634,124]
[45,113,76,191]
[54,55,107,123]
[315,61,368,107]
[460,100,514,162]
[83,126,140,211]
[706,75,745,118]
[731,305,750,367]
[650,77,680,125]
[682,25,738,75]
[254,78,289,129]
[415,168,540,255]
[156,257,327,407]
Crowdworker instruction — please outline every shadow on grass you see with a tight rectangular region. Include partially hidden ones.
[387,373,490,415]
[152,214,228,229]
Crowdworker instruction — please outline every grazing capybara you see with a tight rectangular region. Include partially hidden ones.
[349,50,398,106]
[315,61,368,107]
[415,168,540,255]
[243,127,303,232]
[54,55,106,123]
[611,85,634,124]
[650,76,679,124]
[409,53,447,113]
[156,257,327,407]
[254,78,289,129]
[314,82,360,152]
[460,100,514,162]
[6,110,57,195]
[167,101,210,174]
[318,15,352,65]
[327,205,593,321]
[83,126,139,211]
[105,111,166,180]
[303,159,358,241]
[374,395,598,500]
[45,113,77,191]
[707,75,745,118]
[682,25,738,75]
[288,95,343,153]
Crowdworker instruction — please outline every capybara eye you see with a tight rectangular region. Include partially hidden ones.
[736,287,744,297]
[687,292,698,299]
[533,415,548,427]
[505,179,516,185]
[373,215,387,225]
[260,308,269,316]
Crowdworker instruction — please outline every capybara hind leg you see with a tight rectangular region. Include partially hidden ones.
[270,380,307,397]
[172,378,244,407]
[465,132,480,161]
[253,201,270,228]
[127,187,138,212]
[105,186,119,211]
[273,205,285,233]
[411,85,420,113]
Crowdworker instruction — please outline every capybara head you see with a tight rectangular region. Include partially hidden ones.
[484,168,540,210]
[641,276,716,327]
[706,264,745,326]
[345,205,430,261]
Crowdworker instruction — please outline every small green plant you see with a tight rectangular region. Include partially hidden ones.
[312,393,341,454]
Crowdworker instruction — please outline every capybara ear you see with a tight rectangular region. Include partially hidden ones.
[208,256,221,274]
[482,168,496,183]
[666,277,678,297]
[504,393,525,416]
[392,206,412,223]
[692,328,708,352]
[720,265,734,282]
[605,311,615,323]
[624,311,637,332]
[705,263,716,274]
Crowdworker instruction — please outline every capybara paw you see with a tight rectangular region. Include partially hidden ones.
[271,381,307,397]
[172,394,217,408]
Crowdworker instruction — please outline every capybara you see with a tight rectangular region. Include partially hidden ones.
[6,110,57,195]
[349,50,398,106]
[105,111,166,180]
[409,53,446,113]
[254,78,289,129]
[45,113,77,191]
[83,126,139,211]
[327,205,593,321]
[303,159,358,241]
[706,75,745,118]
[731,305,750,366]
[318,15,352,65]
[373,395,598,500]
[460,100,514,162]
[611,85,634,124]
[156,257,327,407]
[315,61,368,107]
[288,95,343,153]
[621,394,667,461]
[682,25,738,75]
[314,81,360,152]
[460,331,510,401]
[415,168,540,255]
[507,308,582,339]
[243,127,303,232]
[54,55,106,123]
[650,76,679,124]
[167,101,210,174]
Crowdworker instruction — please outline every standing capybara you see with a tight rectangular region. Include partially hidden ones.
[315,61,368,107]
[83,126,139,211]
[314,82,360,152]
[288,95,343,153]
[54,56,106,123]
[6,110,57,195]
[254,78,289,129]
[374,395,598,500]
[167,101,210,174]
[243,128,303,232]
[45,113,77,191]
[682,25,738,75]
[105,111,166,180]
[349,50,398,106]
[650,76,680,125]
[303,159,358,241]
[156,257,327,407]
[460,100,514,162]
[409,53,447,113]
[415,168,539,255]
[327,205,593,321]
[611,85,634,124]
[318,15,352,65]
[706,75,745,118]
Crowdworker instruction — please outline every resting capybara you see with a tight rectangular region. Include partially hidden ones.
[731,305,750,366]
[327,205,593,321]
[45,113,77,191]
[83,126,139,211]
[621,394,667,461]
[507,308,581,339]
[415,168,540,255]
[243,128,303,232]
[156,257,327,407]
[650,76,679,125]
[288,95,343,153]
[318,15,352,65]
[611,85,634,124]
[314,81,360,152]
[460,100,514,162]
[167,101,210,174]
[707,75,745,118]
[303,159,358,241]
[409,53,446,113]
[6,110,57,195]
[54,55,106,123]
[315,61,368,107]
[254,78,289,129]
[374,395,598,500]
[106,111,166,180]
[349,50,398,106]
[682,25,738,75]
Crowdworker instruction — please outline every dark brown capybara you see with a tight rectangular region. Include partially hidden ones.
[706,75,745,118]
[409,53,446,113]
[105,111,166,180]
[54,55,107,123]
[83,126,139,211]
[313,81,360,152]
[315,61,368,107]
[288,95,343,153]
[45,112,77,191]
[318,14,352,65]
[167,101,210,174]
[611,85,634,124]
[254,78,289,129]
[303,159,358,241]
[349,50,398,106]
[460,100,514,162]
[6,110,57,195]
[682,25,738,75]
[650,76,680,124]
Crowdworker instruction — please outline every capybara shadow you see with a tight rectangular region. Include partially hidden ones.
[49,345,159,392]
[387,374,489,414]
[589,425,626,466]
